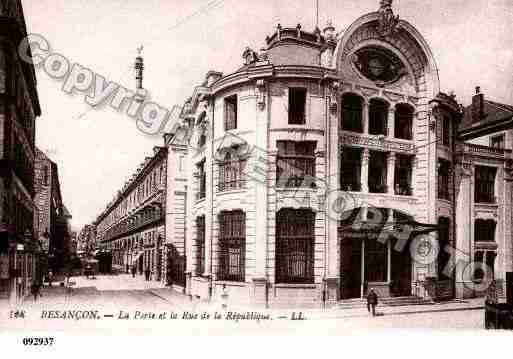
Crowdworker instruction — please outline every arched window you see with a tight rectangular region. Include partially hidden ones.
[341,94,363,133]
[369,99,388,135]
[395,104,413,140]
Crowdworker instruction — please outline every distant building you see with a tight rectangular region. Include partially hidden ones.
[34,148,72,275]
[77,224,97,253]
[94,147,167,279]
[0,0,42,302]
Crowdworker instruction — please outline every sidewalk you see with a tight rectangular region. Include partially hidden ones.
[147,287,485,319]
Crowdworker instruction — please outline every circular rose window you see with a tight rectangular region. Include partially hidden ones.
[352,46,407,85]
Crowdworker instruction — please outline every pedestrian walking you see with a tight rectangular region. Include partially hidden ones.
[131,266,136,278]
[48,270,53,287]
[31,281,40,302]
[144,267,150,281]
[367,288,378,316]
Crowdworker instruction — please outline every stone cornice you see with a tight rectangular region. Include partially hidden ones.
[211,65,332,94]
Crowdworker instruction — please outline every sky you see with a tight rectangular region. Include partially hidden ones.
[21,0,513,228]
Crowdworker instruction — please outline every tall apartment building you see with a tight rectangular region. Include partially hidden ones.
[0,0,42,302]
[95,147,167,280]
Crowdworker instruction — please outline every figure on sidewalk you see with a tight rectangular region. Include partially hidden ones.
[367,288,378,316]
[144,267,150,281]
[48,270,53,287]
[31,280,41,301]
[131,265,136,278]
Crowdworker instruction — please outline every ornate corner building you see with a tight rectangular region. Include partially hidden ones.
[96,1,513,306]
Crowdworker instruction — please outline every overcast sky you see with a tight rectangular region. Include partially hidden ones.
[22,0,513,228]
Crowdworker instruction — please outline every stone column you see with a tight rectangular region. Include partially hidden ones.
[252,79,269,306]
[387,209,393,283]
[411,156,417,195]
[326,82,341,303]
[387,106,395,139]
[387,152,396,195]
[363,100,369,134]
[455,163,473,299]
[361,238,366,299]
[361,148,370,193]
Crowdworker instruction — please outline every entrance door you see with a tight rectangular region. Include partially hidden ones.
[391,238,412,296]
[340,237,362,299]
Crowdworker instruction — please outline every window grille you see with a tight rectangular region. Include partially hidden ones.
[276,141,316,188]
[275,209,315,284]
[217,211,245,282]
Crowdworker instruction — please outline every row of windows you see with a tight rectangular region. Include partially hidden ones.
[195,209,315,283]
[342,94,414,140]
[103,162,166,227]
[196,140,317,199]
[340,148,413,195]
[223,88,308,131]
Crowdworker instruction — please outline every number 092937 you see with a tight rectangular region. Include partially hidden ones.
[22,337,55,346]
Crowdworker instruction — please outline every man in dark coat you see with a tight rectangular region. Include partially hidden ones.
[367,288,378,316]
[131,266,136,278]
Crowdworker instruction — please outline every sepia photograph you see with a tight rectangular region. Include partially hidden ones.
[1,0,513,353]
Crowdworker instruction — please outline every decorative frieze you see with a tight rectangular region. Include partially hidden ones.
[340,133,416,154]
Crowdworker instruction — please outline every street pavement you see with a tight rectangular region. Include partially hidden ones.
[0,274,488,332]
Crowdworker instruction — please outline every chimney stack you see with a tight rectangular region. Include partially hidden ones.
[471,86,484,123]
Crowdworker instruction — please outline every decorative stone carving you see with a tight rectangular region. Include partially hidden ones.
[377,0,399,38]
[329,81,339,113]
[341,133,416,154]
[256,79,266,110]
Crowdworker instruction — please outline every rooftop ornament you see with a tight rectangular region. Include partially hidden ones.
[377,0,399,37]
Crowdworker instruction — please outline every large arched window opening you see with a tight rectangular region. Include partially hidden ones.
[275,209,315,284]
[369,99,389,136]
[394,104,413,140]
[341,93,363,133]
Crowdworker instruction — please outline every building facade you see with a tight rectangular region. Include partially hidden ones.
[77,224,97,253]
[34,148,73,275]
[0,0,42,302]
[161,0,513,306]
[95,147,167,280]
